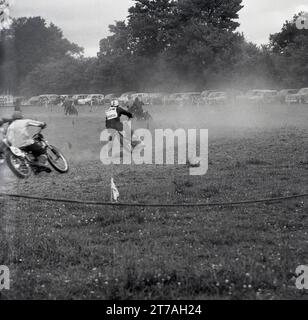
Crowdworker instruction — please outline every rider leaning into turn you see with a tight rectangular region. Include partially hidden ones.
[5,111,50,173]
[105,99,133,132]
[0,111,23,163]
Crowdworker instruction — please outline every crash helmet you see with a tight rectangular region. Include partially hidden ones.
[111,100,119,107]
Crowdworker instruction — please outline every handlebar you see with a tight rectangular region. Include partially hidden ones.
[32,124,46,138]
[37,127,44,134]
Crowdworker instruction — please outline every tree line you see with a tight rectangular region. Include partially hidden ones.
[0,0,307,96]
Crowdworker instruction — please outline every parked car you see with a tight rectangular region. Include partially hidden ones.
[201,90,218,98]
[148,93,165,105]
[278,89,298,104]
[201,90,224,104]
[286,88,308,104]
[0,95,14,106]
[104,94,118,104]
[27,96,40,106]
[165,92,200,105]
[226,90,243,104]
[12,96,26,106]
[78,94,104,105]
[206,92,228,105]
[131,93,151,104]
[72,94,88,105]
[39,94,60,105]
[261,90,278,104]
[246,90,278,104]
[118,92,136,104]
[181,92,202,105]
[166,93,183,104]
[60,95,73,100]
[0,96,6,106]
[236,90,261,103]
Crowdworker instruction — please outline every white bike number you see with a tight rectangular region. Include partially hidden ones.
[106,108,118,120]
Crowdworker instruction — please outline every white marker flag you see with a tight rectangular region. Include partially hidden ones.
[111,178,120,202]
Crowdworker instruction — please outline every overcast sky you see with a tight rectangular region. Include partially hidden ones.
[10,0,308,56]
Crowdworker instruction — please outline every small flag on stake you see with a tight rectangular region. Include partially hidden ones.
[111,178,120,202]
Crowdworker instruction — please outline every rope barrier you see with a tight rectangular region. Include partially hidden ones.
[0,192,307,208]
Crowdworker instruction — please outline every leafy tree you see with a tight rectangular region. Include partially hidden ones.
[175,0,243,31]
[97,0,246,90]
[20,56,91,96]
[269,13,308,87]
[98,21,132,57]
[3,3,307,96]
[0,16,83,94]
[127,0,176,56]
[269,13,304,54]
[12,17,83,78]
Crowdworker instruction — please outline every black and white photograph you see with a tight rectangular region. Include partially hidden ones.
[0,0,308,305]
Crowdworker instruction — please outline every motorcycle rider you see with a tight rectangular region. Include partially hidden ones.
[0,111,23,163]
[0,112,21,127]
[129,97,145,118]
[5,111,51,173]
[105,100,142,151]
[105,99,133,132]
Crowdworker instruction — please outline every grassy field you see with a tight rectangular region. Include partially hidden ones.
[0,103,308,300]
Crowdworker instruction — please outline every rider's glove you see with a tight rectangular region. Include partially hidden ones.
[41,122,47,129]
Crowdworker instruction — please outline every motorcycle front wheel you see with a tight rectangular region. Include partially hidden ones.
[46,145,69,173]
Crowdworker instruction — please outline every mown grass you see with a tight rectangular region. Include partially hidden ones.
[1,200,308,299]
[0,103,308,300]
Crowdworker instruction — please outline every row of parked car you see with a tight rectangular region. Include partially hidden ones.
[25,94,106,106]
[11,87,308,108]
[0,95,14,106]
[236,88,308,105]
[168,88,308,105]
[128,88,308,105]
[189,88,308,105]
[24,93,164,106]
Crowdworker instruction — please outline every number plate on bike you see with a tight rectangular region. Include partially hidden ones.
[106,108,118,120]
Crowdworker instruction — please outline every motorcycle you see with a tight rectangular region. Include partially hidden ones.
[128,107,153,130]
[1,128,69,179]
[134,110,152,122]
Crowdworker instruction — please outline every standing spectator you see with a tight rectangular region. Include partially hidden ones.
[14,97,22,112]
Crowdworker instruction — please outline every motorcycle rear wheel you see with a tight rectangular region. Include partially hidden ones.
[5,152,31,179]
